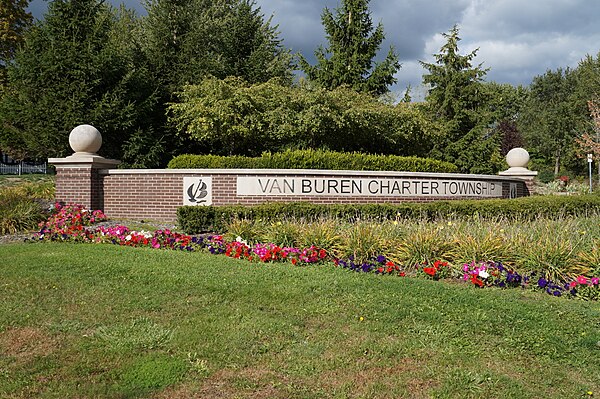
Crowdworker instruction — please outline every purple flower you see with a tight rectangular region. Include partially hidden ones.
[376,255,386,263]
[538,278,548,288]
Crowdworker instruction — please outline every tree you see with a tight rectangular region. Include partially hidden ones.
[0,0,32,85]
[140,0,294,160]
[420,25,496,173]
[519,68,580,176]
[298,0,400,96]
[575,99,600,183]
[481,82,527,164]
[498,120,524,156]
[0,0,157,162]
[142,0,294,97]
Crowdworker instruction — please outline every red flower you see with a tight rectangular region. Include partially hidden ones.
[291,258,297,266]
[377,267,384,273]
[423,267,437,276]
[399,272,406,277]
[433,260,448,269]
[469,275,484,287]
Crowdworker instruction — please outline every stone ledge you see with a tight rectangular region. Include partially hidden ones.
[49,155,121,169]
[100,168,525,182]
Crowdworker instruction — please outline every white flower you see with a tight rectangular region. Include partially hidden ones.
[478,270,490,279]
[236,236,248,245]
[125,234,132,241]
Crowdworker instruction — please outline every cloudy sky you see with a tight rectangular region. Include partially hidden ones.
[28,0,600,100]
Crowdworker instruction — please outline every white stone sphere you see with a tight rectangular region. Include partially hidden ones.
[506,147,530,168]
[69,124,102,154]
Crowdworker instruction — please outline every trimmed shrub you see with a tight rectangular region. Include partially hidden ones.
[168,149,458,173]
[177,195,600,233]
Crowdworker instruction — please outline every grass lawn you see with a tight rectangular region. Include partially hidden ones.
[0,174,54,188]
[0,243,598,398]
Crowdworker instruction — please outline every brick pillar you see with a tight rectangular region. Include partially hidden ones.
[49,124,120,211]
[49,156,120,211]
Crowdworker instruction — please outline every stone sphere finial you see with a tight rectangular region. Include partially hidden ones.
[69,124,102,155]
[506,147,530,169]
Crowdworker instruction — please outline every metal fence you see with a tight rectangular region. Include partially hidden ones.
[0,161,48,175]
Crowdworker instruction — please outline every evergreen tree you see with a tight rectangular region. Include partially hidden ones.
[0,0,32,85]
[0,0,157,161]
[141,0,294,159]
[420,25,497,173]
[298,0,400,96]
[142,0,293,97]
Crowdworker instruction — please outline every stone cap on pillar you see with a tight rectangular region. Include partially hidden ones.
[48,124,121,168]
[499,148,537,179]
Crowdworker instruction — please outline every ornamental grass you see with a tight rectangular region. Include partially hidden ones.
[0,189,48,235]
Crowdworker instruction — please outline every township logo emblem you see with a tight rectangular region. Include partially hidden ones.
[183,177,212,206]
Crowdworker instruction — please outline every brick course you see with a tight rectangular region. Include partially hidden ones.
[51,163,532,222]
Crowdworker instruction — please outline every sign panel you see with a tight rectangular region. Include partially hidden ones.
[237,177,502,197]
[183,177,212,206]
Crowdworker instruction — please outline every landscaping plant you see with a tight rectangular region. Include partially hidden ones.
[31,203,600,301]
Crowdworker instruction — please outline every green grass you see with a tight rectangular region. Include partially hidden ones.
[0,174,54,189]
[0,243,599,398]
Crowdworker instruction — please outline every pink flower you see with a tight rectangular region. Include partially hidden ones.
[591,277,599,285]
[577,276,588,285]
[570,281,578,288]
[151,238,160,249]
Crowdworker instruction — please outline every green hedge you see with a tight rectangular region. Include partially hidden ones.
[168,149,458,173]
[177,195,600,233]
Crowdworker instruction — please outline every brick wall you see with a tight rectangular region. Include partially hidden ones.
[54,166,95,210]
[93,169,530,222]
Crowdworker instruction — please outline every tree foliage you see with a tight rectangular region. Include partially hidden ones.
[575,99,600,180]
[168,77,440,157]
[137,0,294,163]
[0,0,31,84]
[420,25,498,174]
[518,68,582,175]
[0,0,157,161]
[142,0,294,97]
[298,0,400,96]
[517,52,600,176]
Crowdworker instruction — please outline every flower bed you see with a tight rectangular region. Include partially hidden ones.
[33,203,600,301]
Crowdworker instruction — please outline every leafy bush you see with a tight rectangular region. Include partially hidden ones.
[177,195,600,234]
[168,149,458,173]
[168,77,444,157]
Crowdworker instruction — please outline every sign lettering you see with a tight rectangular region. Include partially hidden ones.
[237,177,502,197]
